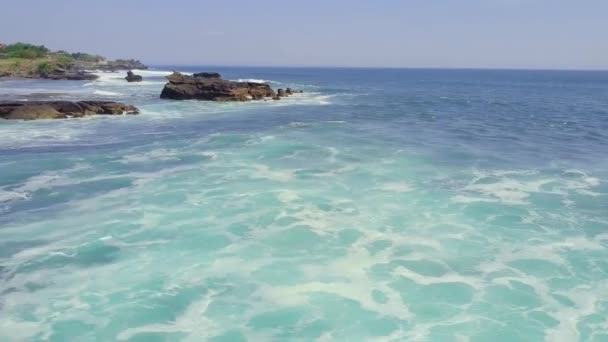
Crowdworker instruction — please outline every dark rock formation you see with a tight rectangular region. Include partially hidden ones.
[39,67,99,81]
[0,101,139,120]
[276,88,303,98]
[288,88,304,94]
[192,72,221,79]
[0,62,99,80]
[160,72,276,101]
[125,70,143,82]
[284,88,303,95]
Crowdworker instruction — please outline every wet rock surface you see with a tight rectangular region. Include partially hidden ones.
[160,72,277,101]
[0,101,139,120]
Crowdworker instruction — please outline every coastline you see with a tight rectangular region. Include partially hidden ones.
[0,43,147,81]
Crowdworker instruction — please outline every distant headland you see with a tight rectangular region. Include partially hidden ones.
[0,42,147,80]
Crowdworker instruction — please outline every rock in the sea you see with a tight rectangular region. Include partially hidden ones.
[160,72,276,101]
[125,70,143,82]
[285,88,303,95]
[277,89,287,97]
[0,101,139,120]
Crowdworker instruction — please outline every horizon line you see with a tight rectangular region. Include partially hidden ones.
[147,64,608,72]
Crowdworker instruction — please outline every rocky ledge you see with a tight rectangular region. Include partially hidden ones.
[160,72,302,101]
[0,101,139,120]
[40,68,99,81]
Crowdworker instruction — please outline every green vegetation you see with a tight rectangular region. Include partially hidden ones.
[36,62,55,75]
[0,58,50,76]
[71,52,105,63]
[0,42,75,77]
[56,54,75,65]
[0,43,56,76]
[0,43,49,59]
[0,41,144,78]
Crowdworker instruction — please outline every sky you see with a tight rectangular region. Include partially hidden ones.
[1,0,607,69]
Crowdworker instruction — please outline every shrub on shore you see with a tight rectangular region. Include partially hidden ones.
[36,62,55,75]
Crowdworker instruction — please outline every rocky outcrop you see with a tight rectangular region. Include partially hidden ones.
[160,72,276,101]
[75,59,148,72]
[40,69,99,81]
[285,88,302,95]
[125,70,143,82]
[0,64,98,80]
[275,88,304,100]
[0,101,139,120]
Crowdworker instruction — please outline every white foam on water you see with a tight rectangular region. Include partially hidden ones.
[199,151,219,160]
[132,69,180,76]
[252,164,294,182]
[257,244,413,321]
[378,182,413,193]
[544,283,608,342]
[287,82,321,88]
[451,168,602,205]
[0,319,43,341]
[451,195,498,204]
[116,290,220,341]
[118,148,180,164]
[93,90,121,96]
[232,78,278,84]
[0,189,29,203]
[265,92,334,106]
[245,135,276,146]
[461,178,553,205]
[281,205,342,235]
[286,122,312,128]
[0,173,69,203]
[90,71,125,83]
[394,265,483,289]
[275,190,300,203]
[90,69,186,85]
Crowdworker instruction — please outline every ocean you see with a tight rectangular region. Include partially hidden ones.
[1,67,607,341]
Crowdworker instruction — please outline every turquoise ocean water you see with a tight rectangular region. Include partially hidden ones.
[1,68,607,341]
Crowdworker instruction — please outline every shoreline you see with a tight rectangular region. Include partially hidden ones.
[0,68,306,120]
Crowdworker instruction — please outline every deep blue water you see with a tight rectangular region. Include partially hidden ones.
[1,67,608,341]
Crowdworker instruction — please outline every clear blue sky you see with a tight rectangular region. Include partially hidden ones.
[2,0,607,69]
